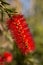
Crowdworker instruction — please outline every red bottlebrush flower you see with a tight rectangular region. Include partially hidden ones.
[7,14,35,55]
[0,56,4,65]
[3,52,13,63]
[0,56,3,62]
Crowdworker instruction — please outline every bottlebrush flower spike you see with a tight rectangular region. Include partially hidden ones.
[0,56,4,65]
[3,52,13,63]
[7,14,35,55]
[0,56,3,62]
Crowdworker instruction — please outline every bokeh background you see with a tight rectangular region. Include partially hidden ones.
[0,0,43,65]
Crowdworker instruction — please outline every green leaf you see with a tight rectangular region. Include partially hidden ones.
[2,1,10,5]
[0,0,10,5]
[5,8,17,14]
[6,8,16,13]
